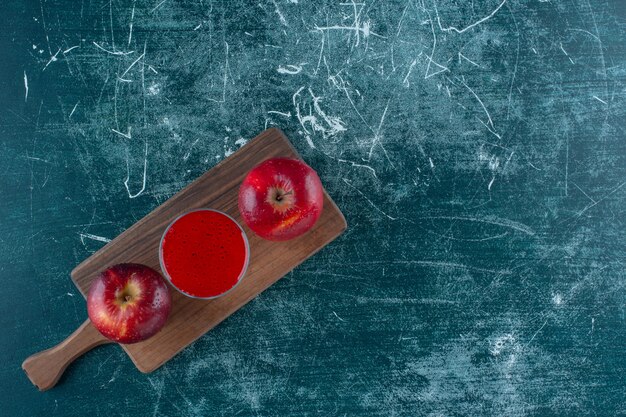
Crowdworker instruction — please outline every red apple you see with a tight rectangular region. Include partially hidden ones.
[87,263,171,344]
[238,157,324,241]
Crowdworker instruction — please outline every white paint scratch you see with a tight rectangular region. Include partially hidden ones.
[425,13,449,79]
[461,79,501,139]
[567,28,600,41]
[151,0,167,13]
[120,52,145,78]
[124,140,148,199]
[367,98,391,162]
[183,138,200,161]
[128,1,136,46]
[402,57,418,86]
[525,320,548,347]
[25,156,50,163]
[69,102,79,118]
[208,42,229,103]
[419,215,535,236]
[330,73,372,132]
[43,48,61,71]
[343,178,397,220]
[93,42,135,56]
[63,45,80,54]
[507,4,520,120]
[572,182,596,204]
[79,233,111,244]
[575,181,626,217]
[314,23,385,39]
[332,311,346,322]
[458,52,480,67]
[565,134,569,196]
[267,110,292,117]
[559,42,575,64]
[592,95,607,104]
[292,86,346,146]
[345,260,511,275]
[436,0,507,34]
[148,377,165,417]
[272,0,289,26]
[277,64,303,74]
[337,158,378,179]
[141,40,147,128]
[314,31,325,75]
[111,127,132,139]
[24,71,28,102]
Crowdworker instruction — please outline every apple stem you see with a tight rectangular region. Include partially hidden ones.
[125,295,132,302]
[276,190,293,201]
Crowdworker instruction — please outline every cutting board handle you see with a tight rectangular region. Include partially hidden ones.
[22,319,112,391]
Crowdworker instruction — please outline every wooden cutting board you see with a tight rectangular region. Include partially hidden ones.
[23,128,346,389]
[72,127,346,371]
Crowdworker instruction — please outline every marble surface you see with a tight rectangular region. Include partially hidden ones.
[2,0,625,415]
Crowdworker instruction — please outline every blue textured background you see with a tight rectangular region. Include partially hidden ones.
[2,0,625,415]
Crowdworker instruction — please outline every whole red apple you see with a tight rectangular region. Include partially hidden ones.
[87,263,171,344]
[238,157,324,241]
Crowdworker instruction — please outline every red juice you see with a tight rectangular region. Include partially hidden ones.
[159,209,249,299]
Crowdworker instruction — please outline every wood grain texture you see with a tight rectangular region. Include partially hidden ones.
[22,320,111,391]
[70,128,347,373]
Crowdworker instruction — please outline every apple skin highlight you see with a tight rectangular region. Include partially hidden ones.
[238,158,324,241]
[87,263,171,344]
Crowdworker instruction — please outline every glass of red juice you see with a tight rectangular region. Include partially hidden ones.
[159,209,250,299]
